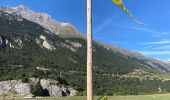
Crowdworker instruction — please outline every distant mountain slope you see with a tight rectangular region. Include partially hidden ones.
[1,6,170,95]
[107,45,170,72]
[164,60,170,65]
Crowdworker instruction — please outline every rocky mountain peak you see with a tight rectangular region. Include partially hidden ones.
[1,5,84,39]
[10,5,28,10]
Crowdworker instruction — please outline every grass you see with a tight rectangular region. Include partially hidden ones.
[3,94,170,100]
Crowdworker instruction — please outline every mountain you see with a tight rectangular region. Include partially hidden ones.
[1,5,170,72]
[106,45,170,72]
[0,5,84,39]
[164,59,170,65]
[1,6,170,95]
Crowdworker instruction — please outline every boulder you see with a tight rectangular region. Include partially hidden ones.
[15,83,30,96]
[68,88,79,96]
[0,79,78,97]
[0,80,32,96]
[48,85,62,97]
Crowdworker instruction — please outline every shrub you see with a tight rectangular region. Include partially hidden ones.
[21,77,29,83]
[30,81,50,96]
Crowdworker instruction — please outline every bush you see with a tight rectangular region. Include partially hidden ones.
[57,77,68,85]
[21,77,29,83]
[30,81,50,96]
[82,91,87,96]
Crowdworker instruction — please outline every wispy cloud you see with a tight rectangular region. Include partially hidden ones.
[151,32,170,38]
[138,40,170,45]
[139,50,170,55]
[93,15,116,34]
[130,27,154,33]
[112,23,170,37]
[109,41,129,45]
[93,14,170,38]
[133,46,154,51]
[111,23,153,32]
[154,45,170,50]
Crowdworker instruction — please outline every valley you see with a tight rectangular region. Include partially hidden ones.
[0,5,170,97]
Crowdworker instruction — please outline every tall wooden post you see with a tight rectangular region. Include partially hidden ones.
[87,0,93,100]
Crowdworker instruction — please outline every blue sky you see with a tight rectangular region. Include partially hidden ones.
[1,0,170,61]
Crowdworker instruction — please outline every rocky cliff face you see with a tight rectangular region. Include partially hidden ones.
[0,5,84,39]
[0,78,78,97]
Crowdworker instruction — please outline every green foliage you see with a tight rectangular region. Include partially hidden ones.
[21,73,29,83]
[82,91,87,96]
[21,77,29,83]
[30,81,50,96]
[57,77,68,85]
[30,81,43,96]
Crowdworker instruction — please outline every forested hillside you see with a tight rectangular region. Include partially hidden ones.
[1,10,170,95]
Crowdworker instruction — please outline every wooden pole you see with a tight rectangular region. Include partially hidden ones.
[87,0,93,100]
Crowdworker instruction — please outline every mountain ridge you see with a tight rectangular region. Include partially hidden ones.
[0,5,85,39]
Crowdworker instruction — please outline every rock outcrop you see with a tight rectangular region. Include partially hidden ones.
[0,78,78,97]
[0,80,30,96]
[0,36,6,48]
